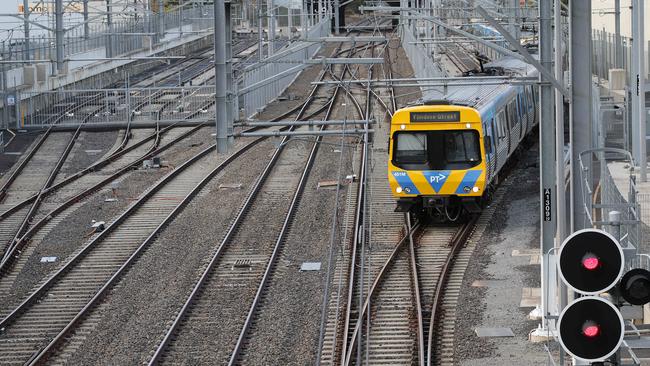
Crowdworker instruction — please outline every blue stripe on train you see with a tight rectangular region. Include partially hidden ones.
[392,172,420,195]
[455,170,482,194]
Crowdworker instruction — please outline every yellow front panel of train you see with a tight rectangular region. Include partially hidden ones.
[387,105,487,198]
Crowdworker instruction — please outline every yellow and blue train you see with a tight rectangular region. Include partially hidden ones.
[388,57,539,220]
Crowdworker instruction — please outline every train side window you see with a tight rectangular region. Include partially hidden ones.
[508,100,518,127]
[484,127,492,154]
[496,110,507,141]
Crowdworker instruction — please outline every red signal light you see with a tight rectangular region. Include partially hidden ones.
[582,321,600,338]
[582,254,600,271]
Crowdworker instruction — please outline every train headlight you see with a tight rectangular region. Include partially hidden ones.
[472,186,480,192]
[396,186,403,193]
[466,123,471,128]
[400,124,406,130]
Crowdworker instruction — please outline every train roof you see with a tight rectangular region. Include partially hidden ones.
[440,56,538,110]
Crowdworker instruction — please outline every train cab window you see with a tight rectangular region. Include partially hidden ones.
[432,130,481,169]
[392,130,481,170]
[393,133,428,168]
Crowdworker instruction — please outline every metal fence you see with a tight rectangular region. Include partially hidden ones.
[19,85,216,128]
[238,18,329,118]
[400,24,445,100]
[592,28,650,82]
[599,159,642,250]
[0,6,214,72]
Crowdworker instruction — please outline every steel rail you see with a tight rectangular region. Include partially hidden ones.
[0,46,216,207]
[0,86,309,223]
[339,57,373,366]
[25,138,265,365]
[342,218,423,366]
[147,48,344,365]
[408,214,426,366]
[425,216,478,366]
[226,59,348,366]
[0,85,325,365]
[0,97,219,273]
[0,105,98,262]
[0,49,217,212]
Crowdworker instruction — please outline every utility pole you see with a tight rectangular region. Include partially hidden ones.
[538,0,556,329]
[634,0,646,181]
[258,1,263,61]
[225,1,234,149]
[83,0,90,39]
[267,0,275,57]
[614,0,622,68]
[106,0,114,58]
[334,0,339,34]
[158,0,164,42]
[554,0,566,252]
[22,0,30,61]
[570,0,592,231]
[553,0,568,324]
[55,0,65,74]
[215,0,228,153]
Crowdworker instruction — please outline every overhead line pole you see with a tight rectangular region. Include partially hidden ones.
[635,0,646,181]
[225,1,234,148]
[570,0,592,231]
[538,0,555,332]
[614,0,622,68]
[22,0,30,62]
[55,0,64,74]
[215,0,228,153]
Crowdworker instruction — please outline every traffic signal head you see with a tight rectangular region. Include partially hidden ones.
[620,268,650,305]
[558,296,624,362]
[558,229,624,295]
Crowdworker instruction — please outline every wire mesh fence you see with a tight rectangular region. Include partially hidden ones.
[238,18,328,118]
[400,24,445,100]
[19,86,216,128]
[0,6,214,72]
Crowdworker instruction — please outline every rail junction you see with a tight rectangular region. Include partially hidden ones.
[0,0,648,365]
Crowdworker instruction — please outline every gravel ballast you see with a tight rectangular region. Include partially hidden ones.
[0,127,214,314]
[60,139,273,365]
[454,142,548,365]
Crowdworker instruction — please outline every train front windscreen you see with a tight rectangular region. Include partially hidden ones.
[392,130,481,171]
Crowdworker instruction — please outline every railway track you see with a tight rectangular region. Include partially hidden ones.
[0,133,269,364]
[0,59,341,363]
[0,39,257,272]
[145,38,370,364]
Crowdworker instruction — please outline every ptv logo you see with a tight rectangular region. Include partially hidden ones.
[429,173,447,184]
[424,171,449,193]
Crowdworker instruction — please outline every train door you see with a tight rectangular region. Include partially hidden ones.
[484,119,495,180]
[517,91,527,140]
[526,86,534,129]
[495,109,507,171]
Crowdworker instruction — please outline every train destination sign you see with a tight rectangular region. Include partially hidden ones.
[410,111,461,123]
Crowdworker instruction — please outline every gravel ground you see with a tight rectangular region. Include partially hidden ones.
[61,138,272,365]
[0,132,40,178]
[240,137,354,364]
[0,127,214,314]
[53,38,358,364]
[454,142,549,365]
[58,130,119,176]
